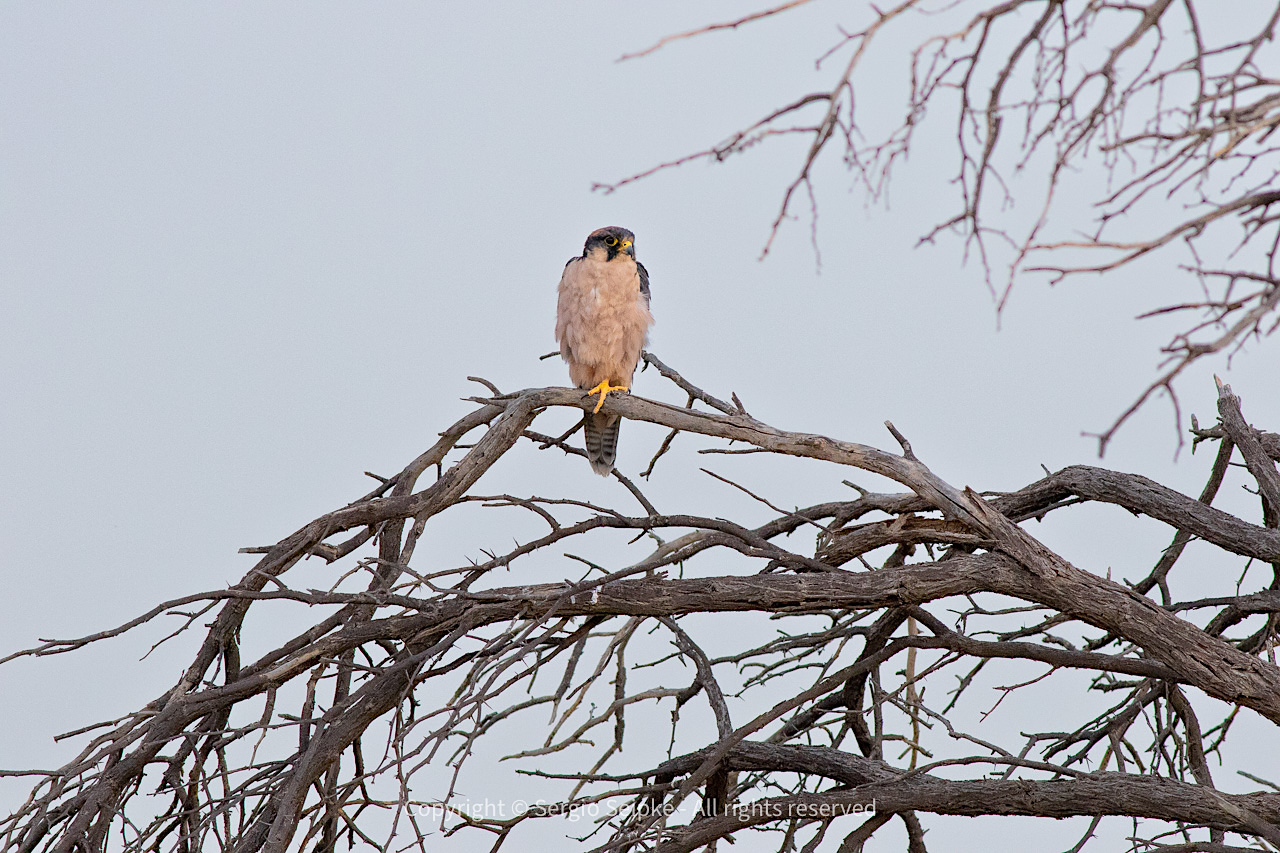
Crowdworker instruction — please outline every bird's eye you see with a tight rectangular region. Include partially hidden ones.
[604,235,619,247]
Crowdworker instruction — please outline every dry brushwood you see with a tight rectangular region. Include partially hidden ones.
[3,355,1280,853]
[601,2,1280,451]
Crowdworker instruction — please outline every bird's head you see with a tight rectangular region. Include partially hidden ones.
[584,226,636,261]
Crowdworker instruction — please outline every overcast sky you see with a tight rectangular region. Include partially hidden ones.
[3,4,1278,851]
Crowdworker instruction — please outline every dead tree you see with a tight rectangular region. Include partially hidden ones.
[3,353,1280,852]
[6,5,1280,851]
[601,2,1280,449]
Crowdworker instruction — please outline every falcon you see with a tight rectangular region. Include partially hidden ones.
[555,226,654,475]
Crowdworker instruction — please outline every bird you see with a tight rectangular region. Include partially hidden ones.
[555,226,654,475]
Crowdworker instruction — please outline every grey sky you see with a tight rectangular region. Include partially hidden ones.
[3,4,1277,850]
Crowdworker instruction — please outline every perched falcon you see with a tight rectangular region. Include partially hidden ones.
[555,226,654,475]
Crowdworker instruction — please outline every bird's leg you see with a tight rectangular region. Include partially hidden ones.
[585,380,629,414]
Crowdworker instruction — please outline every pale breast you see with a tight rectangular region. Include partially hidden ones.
[556,256,654,383]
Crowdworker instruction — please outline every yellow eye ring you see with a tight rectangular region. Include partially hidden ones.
[604,235,619,247]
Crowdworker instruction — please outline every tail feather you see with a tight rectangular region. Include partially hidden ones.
[583,412,621,476]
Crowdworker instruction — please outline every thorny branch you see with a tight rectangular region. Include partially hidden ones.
[3,358,1280,853]
[603,2,1280,452]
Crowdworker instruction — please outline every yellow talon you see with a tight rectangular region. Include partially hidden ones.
[586,380,629,413]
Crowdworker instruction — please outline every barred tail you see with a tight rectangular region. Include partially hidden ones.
[583,412,621,476]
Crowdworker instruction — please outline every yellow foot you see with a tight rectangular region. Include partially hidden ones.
[586,381,629,413]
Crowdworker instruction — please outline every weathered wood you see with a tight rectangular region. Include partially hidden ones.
[10,381,1280,853]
